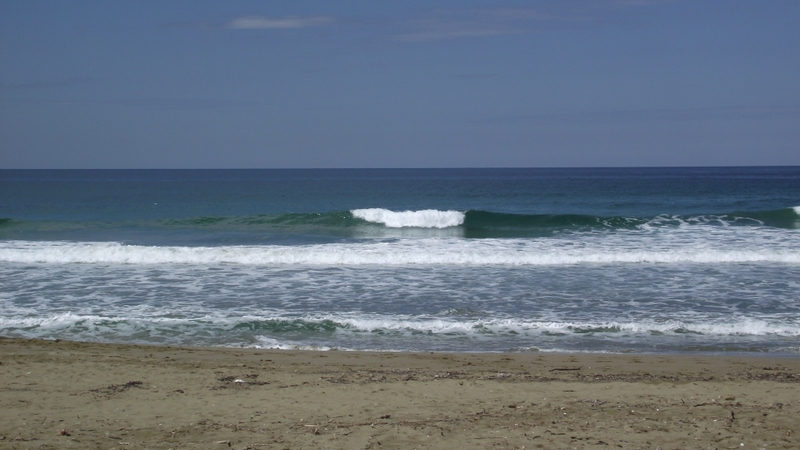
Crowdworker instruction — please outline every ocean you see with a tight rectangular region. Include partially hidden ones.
[1,167,799,355]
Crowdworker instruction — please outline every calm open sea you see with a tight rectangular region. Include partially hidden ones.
[1,167,799,354]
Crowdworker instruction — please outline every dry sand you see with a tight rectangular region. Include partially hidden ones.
[1,337,799,449]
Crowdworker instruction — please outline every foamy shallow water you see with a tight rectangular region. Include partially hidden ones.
[2,168,800,354]
[2,255,799,353]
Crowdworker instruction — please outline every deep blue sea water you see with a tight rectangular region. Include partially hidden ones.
[1,167,799,354]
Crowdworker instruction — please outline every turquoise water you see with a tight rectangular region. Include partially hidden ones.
[1,167,799,354]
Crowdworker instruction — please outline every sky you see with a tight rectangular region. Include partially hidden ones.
[1,0,798,169]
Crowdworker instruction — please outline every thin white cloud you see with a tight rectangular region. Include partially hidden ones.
[1,77,94,90]
[609,0,677,6]
[393,8,564,42]
[392,1,680,42]
[114,98,254,110]
[0,97,256,110]
[225,15,334,30]
[481,105,800,125]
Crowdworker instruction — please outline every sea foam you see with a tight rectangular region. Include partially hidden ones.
[1,239,799,265]
[352,208,464,228]
[4,313,799,340]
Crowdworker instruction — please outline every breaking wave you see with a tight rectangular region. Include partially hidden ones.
[2,312,798,352]
[352,208,464,228]
[1,238,798,265]
[1,207,797,242]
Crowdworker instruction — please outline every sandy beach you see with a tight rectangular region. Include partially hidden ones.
[1,338,799,449]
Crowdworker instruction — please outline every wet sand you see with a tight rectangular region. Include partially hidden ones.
[1,337,799,449]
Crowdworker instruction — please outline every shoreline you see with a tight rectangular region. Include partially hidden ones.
[2,337,799,449]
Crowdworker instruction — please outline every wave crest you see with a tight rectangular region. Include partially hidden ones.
[352,208,464,228]
[4,313,799,338]
[1,240,798,265]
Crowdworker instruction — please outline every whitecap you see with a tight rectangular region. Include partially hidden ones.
[351,208,464,228]
[1,238,799,265]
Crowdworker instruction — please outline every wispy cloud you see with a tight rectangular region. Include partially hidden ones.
[166,1,676,41]
[391,1,680,42]
[0,77,94,90]
[393,8,567,42]
[0,97,255,111]
[608,0,678,6]
[481,105,800,125]
[224,15,334,30]
[113,98,255,111]
[451,73,497,79]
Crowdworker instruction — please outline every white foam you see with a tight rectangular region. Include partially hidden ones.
[334,317,800,337]
[0,239,800,266]
[793,206,800,215]
[180,314,800,338]
[352,208,464,228]
[0,311,206,329]
[252,336,332,351]
[0,311,93,328]
[3,312,798,338]
[1,239,798,266]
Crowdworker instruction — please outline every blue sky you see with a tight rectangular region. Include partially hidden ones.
[1,0,798,168]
